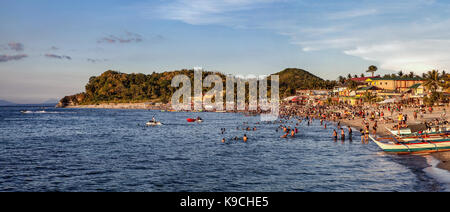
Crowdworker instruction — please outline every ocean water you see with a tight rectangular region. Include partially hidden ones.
[0,106,444,192]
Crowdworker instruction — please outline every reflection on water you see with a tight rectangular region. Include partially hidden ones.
[0,106,443,191]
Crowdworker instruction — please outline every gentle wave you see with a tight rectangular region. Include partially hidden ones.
[424,156,450,191]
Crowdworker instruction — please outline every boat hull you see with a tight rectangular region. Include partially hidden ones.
[369,135,450,154]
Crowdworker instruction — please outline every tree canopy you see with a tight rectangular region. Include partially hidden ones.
[59,68,337,107]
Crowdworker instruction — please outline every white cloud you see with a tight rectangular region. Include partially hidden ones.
[344,40,450,73]
[143,0,450,73]
[327,9,378,20]
[148,0,280,25]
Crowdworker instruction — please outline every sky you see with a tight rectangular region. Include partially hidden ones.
[1,0,450,103]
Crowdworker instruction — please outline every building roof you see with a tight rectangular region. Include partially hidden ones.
[368,77,423,81]
[409,83,422,89]
[350,76,380,82]
[356,86,381,91]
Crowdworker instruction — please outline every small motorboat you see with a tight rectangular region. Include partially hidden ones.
[146,121,162,126]
[187,118,203,123]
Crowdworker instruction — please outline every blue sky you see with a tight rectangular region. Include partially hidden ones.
[1,0,450,103]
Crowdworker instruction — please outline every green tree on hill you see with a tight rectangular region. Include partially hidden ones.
[58,68,338,106]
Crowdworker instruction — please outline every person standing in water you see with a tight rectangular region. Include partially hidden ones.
[341,128,345,141]
[243,134,248,142]
[360,129,364,143]
[332,129,338,140]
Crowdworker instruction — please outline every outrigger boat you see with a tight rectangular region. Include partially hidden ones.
[369,135,450,154]
[386,123,449,137]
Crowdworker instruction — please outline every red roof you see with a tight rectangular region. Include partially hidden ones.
[350,76,380,82]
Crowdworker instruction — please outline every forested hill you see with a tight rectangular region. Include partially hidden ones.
[274,68,336,97]
[57,68,336,107]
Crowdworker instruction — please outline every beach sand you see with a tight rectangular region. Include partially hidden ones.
[432,152,450,171]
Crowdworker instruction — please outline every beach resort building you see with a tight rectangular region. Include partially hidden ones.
[365,77,424,93]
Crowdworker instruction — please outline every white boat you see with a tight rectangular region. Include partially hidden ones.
[146,121,162,126]
[369,135,450,154]
[386,124,449,137]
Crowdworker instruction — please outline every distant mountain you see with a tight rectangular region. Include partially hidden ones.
[0,99,16,106]
[41,98,59,104]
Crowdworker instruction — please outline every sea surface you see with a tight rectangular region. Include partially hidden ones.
[0,106,446,191]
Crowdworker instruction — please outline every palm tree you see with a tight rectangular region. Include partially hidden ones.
[398,71,404,78]
[347,73,352,79]
[366,65,378,77]
[423,70,445,93]
[363,91,377,103]
[346,80,359,91]
[408,71,415,78]
[360,73,365,78]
